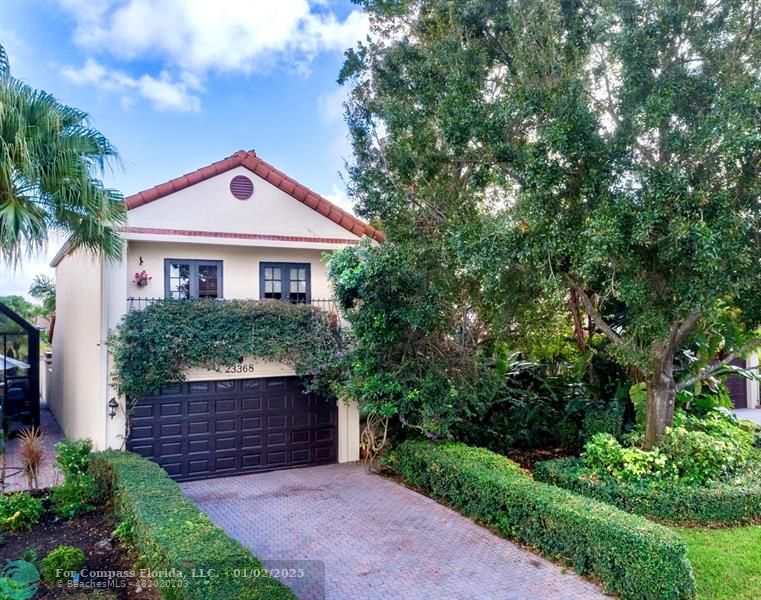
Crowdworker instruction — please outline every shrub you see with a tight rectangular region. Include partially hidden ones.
[39,545,86,583]
[0,492,44,532]
[51,475,98,518]
[582,410,754,486]
[51,439,97,519]
[581,406,623,442]
[535,456,761,525]
[55,439,93,479]
[391,440,695,600]
[89,451,295,600]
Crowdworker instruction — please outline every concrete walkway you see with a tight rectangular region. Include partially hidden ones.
[3,406,65,491]
[182,464,607,600]
[736,408,761,425]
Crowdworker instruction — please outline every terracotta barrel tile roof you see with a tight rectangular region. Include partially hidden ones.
[124,149,384,242]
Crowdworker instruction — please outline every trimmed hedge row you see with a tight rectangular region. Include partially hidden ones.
[90,451,295,600]
[392,441,696,600]
[534,457,761,526]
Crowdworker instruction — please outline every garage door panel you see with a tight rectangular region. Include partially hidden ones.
[159,402,183,417]
[128,376,337,481]
[215,398,236,413]
[188,420,210,435]
[215,436,237,451]
[216,381,235,392]
[188,439,209,453]
[266,414,286,428]
[189,382,210,394]
[242,416,262,430]
[314,428,335,443]
[160,422,182,437]
[242,397,262,411]
[314,447,334,461]
[291,430,310,444]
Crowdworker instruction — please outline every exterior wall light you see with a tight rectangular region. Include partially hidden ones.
[108,397,119,419]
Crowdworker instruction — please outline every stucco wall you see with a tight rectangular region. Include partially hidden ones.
[127,165,357,241]
[126,241,335,300]
[49,249,106,447]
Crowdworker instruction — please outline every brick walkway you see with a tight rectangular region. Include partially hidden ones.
[182,464,608,600]
[3,406,65,491]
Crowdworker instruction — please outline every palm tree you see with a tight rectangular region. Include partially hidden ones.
[29,273,55,314]
[0,42,125,264]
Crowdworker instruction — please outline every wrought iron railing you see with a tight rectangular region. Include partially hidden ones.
[126,296,342,318]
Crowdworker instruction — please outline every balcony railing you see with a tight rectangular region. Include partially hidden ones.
[126,296,342,317]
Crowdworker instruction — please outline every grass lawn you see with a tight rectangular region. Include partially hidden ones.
[673,525,761,600]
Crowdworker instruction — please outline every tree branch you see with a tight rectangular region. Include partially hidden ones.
[562,274,625,349]
[672,311,702,349]
[677,338,761,391]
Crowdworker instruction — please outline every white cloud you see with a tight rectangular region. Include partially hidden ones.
[61,59,202,112]
[59,0,369,75]
[323,183,354,214]
[317,86,348,124]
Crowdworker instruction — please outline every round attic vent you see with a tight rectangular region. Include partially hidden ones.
[230,175,254,200]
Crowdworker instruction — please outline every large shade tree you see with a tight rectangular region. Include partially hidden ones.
[0,42,125,263]
[341,0,761,447]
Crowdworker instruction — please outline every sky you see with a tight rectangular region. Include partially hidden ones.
[0,0,369,299]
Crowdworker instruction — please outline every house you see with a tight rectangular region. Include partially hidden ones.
[47,149,383,481]
[728,354,760,412]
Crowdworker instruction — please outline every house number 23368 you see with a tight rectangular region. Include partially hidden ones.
[224,363,255,374]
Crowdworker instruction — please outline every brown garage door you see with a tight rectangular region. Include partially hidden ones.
[127,376,337,481]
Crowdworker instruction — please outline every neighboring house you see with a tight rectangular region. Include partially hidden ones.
[47,149,383,481]
[34,315,50,332]
[728,353,760,410]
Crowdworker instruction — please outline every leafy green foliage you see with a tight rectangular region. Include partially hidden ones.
[110,299,345,399]
[51,439,97,519]
[391,440,695,600]
[582,411,754,485]
[28,274,55,315]
[0,43,125,263]
[39,546,86,583]
[55,439,92,479]
[536,456,761,526]
[452,358,618,452]
[0,492,44,532]
[0,295,42,322]
[329,241,501,436]
[51,478,97,519]
[342,0,761,445]
[89,451,295,600]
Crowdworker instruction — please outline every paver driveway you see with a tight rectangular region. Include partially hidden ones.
[182,464,607,600]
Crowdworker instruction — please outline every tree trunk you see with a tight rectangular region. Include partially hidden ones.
[643,352,677,449]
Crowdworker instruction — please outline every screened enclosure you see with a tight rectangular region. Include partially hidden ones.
[0,301,40,431]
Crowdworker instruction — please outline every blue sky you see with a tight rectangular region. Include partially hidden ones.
[0,0,367,298]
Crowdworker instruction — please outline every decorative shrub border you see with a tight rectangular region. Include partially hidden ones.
[90,451,295,600]
[392,441,696,600]
[534,457,761,526]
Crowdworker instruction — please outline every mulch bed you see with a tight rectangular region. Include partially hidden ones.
[504,447,576,472]
[2,501,159,600]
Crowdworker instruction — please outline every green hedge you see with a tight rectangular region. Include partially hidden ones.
[535,457,761,526]
[90,451,295,600]
[392,440,695,600]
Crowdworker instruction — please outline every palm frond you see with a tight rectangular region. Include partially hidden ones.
[0,43,9,78]
[0,58,125,264]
